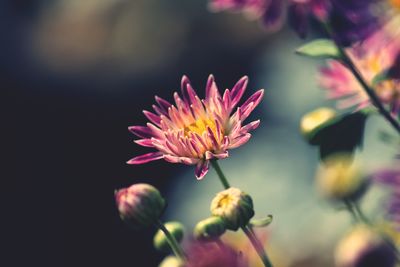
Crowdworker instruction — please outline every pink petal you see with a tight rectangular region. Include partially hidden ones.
[206,74,218,99]
[195,160,210,180]
[127,152,164,164]
[155,96,172,113]
[128,126,154,139]
[228,133,252,149]
[134,139,154,147]
[181,75,192,102]
[205,151,229,160]
[230,76,248,108]
[240,120,260,134]
[164,154,198,165]
[239,89,264,120]
[143,110,161,126]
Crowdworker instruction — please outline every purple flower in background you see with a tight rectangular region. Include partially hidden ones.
[209,0,330,37]
[329,0,382,46]
[209,0,386,45]
[374,164,400,230]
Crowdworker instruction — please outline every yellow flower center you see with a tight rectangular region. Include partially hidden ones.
[183,117,219,137]
[217,194,233,208]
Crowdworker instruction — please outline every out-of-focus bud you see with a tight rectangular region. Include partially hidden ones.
[153,221,185,252]
[194,216,226,241]
[316,154,367,201]
[335,225,397,267]
[300,107,337,144]
[159,256,184,267]
[210,187,254,231]
[115,183,166,229]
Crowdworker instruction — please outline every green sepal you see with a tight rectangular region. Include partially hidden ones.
[296,39,340,59]
[249,215,273,228]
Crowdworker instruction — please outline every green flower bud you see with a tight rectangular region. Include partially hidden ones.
[316,154,368,201]
[210,187,254,231]
[159,256,184,267]
[115,183,166,229]
[300,107,337,144]
[153,221,185,252]
[194,216,226,241]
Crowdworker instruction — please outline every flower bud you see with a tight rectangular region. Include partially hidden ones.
[300,107,337,144]
[115,183,166,229]
[194,216,226,241]
[335,225,397,267]
[210,187,254,231]
[153,221,185,252]
[316,154,367,201]
[159,256,184,267]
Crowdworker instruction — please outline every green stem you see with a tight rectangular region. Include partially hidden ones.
[156,220,186,261]
[344,200,359,223]
[323,24,400,135]
[242,226,273,267]
[210,160,231,189]
[211,160,273,267]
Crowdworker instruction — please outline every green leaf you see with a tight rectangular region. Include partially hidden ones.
[296,39,340,59]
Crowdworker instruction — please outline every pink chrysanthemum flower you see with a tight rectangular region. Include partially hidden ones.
[319,29,400,114]
[127,75,264,180]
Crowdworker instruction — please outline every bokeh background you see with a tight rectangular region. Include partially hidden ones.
[4,0,398,266]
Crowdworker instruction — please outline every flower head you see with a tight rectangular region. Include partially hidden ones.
[208,0,330,37]
[335,225,397,267]
[210,187,254,230]
[329,0,382,46]
[194,216,226,241]
[184,241,248,267]
[127,75,264,180]
[316,154,367,201]
[115,183,166,229]
[319,29,400,115]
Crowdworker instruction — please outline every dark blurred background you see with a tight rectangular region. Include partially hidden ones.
[2,1,271,266]
[4,1,395,267]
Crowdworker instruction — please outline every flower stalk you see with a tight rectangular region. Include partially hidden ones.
[211,160,274,267]
[323,24,400,135]
[156,220,186,261]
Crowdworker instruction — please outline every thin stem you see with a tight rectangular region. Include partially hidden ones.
[242,226,273,267]
[337,46,400,134]
[323,24,400,134]
[210,160,273,267]
[353,202,371,225]
[210,160,231,189]
[344,200,359,223]
[156,220,186,261]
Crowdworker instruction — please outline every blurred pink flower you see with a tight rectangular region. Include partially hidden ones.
[208,0,329,37]
[319,29,400,114]
[184,241,248,267]
[127,75,264,180]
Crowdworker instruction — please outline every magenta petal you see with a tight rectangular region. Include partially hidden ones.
[134,139,154,147]
[228,133,251,149]
[164,154,198,165]
[128,126,154,139]
[205,74,221,99]
[127,152,163,164]
[205,151,229,160]
[195,160,210,180]
[155,96,172,113]
[143,110,161,126]
[181,75,191,102]
[239,89,264,120]
[240,120,260,134]
[230,76,248,108]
